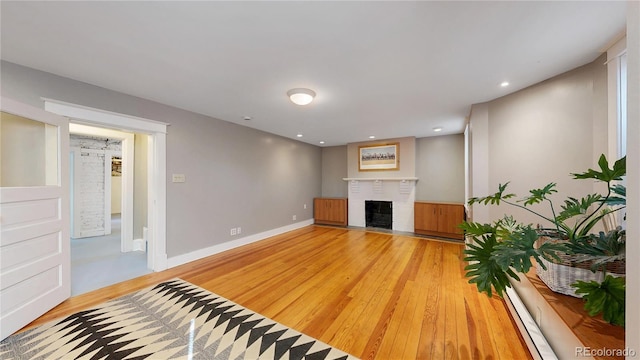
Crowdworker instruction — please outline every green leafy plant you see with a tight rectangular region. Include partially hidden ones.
[574,275,625,326]
[462,154,626,325]
[462,224,514,298]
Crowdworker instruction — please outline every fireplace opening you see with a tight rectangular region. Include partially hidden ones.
[365,200,392,229]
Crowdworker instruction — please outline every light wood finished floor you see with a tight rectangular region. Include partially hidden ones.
[20,226,532,359]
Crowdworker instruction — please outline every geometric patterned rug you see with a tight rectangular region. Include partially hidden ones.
[0,279,359,360]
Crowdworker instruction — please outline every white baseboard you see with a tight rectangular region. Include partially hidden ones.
[132,238,145,252]
[505,285,557,360]
[78,229,106,238]
[167,219,314,269]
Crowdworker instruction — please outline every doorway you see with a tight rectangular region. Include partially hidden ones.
[68,126,151,295]
[44,99,168,273]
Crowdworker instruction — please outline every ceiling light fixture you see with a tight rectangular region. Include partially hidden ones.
[369,135,376,139]
[433,127,442,132]
[287,88,316,105]
[500,81,510,87]
[319,141,325,144]
[296,134,303,138]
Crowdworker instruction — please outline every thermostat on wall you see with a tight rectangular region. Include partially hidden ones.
[172,174,186,183]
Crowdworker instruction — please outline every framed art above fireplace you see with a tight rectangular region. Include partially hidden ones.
[358,142,399,171]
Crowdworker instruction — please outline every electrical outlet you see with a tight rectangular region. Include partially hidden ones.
[230,228,237,236]
[237,227,241,235]
[292,215,297,221]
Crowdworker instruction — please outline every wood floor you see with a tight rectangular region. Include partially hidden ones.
[20,226,532,359]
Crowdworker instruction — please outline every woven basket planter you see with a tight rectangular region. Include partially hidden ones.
[535,236,626,298]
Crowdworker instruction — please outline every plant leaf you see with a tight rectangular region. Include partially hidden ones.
[557,195,602,221]
[572,154,626,182]
[459,221,495,237]
[493,227,566,273]
[607,184,627,206]
[520,183,557,206]
[468,182,516,206]
[567,230,626,272]
[463,233,516,298]
[573,275,625,326]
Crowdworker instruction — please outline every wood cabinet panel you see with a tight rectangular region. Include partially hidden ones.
[414,202,465,240]
[438,204,465,236]
[414,202,438,232]
[314,198,348,226]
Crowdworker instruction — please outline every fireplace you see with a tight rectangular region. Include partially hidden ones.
[365,200,393,229]
[345,178,416,232]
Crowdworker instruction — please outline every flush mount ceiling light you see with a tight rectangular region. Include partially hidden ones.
[500,81,510,87]
[287,88,316,106]
[433,127,443,132]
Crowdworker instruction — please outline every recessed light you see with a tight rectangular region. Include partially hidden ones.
[500,81,510,87]
[243,116,252,121]
[369,135,376,139]
[296,134,303,138]
[319,141,325,144]
[433,127,442,132]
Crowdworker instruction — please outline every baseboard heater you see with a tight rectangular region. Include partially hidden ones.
[504,286,558,360]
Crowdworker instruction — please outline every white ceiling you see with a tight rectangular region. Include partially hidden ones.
[1,1,627,146]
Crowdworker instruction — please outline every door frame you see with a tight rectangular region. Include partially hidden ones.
[43,98,169,271]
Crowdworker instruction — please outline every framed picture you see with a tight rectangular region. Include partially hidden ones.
[111,157,122,176]
[358,142,399,171]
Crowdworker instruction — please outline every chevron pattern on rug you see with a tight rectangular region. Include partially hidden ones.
[0,279,358,360]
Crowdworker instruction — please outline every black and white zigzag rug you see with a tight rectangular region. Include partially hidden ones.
[0,279,358,360]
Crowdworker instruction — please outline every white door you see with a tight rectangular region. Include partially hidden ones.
[0,97,70,340]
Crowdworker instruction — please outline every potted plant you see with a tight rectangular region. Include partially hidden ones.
[461,154,626,326]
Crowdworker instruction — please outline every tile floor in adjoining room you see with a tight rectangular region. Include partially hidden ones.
[70,214,152,296]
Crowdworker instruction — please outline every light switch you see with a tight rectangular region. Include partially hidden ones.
[172,174,186,183]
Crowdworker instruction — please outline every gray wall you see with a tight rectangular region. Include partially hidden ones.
[319,136,465,202]
[469,54,609,227]
[415,134,465,202]
[1,61,322,258]
[346,136,416,178]
[321,145,347,197]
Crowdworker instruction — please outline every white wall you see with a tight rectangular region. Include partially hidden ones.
[625,0,639,354]
[469,55,608,228]
[468,102,490,225]
[111,176,122,214]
